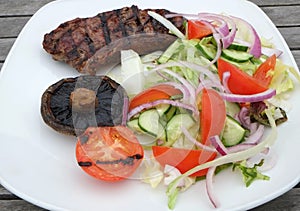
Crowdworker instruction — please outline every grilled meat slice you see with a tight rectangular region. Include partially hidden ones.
[43,5,185,74]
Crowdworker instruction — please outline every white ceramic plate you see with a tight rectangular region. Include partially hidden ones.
[0,0,299,210]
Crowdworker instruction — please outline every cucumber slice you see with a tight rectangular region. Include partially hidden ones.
[196,43,217,61]
[225,101,241,117]
[156,104,177,127]
[227,43,249,52]
[164,106,177,121]
[127,119,143,133]
[138,109,160,136]
[221,116,246,147]
[165,114,195,146]
[156,104,172,117]
[221,49,253,63]
[138,109,166,141]
[199,36,215,45]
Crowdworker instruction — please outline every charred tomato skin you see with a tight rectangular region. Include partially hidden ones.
[76,126,144,182]
[41,75,128,136]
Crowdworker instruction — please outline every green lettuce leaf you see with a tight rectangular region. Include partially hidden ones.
[233,160,270,187]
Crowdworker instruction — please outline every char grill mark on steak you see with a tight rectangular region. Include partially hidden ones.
[105,10,124,43]
[43,6,185,74]
[98,13,111,46]
[116,8,128,38]
[124,5,143,35]
[86,15,106,50]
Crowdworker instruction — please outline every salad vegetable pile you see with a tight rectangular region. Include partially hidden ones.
[77,11,300,209]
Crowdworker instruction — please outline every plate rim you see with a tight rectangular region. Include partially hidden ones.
[0,0,299,210]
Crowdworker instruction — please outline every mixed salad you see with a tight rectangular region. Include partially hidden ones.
[76,11,300,209]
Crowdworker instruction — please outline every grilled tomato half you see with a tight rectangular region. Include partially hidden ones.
[76,126,144,182]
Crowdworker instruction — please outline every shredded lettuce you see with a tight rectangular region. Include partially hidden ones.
[148,11,185,39]
[233,160,270,187]
[166,109,277,209]
[168,187,180,209]
[270,59,297,94]
[260,37,275,48]
[164,165,195,209]
[157,38,218,87]
[141,157,164,188]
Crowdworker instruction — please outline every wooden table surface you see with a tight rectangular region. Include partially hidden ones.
[0,0,299,210]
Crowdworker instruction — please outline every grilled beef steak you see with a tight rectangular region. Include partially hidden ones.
[42,5,185,74]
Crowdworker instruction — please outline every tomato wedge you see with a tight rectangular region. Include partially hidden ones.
[152,146,217,177]
[129,84,182,111]
[76,126,144,182]
[253,54,277,87]
[187,20,213,40]
[200,88,226,145]
[218,58,268,95]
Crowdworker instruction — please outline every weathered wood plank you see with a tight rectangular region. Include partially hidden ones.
[279,27,300,50]
[292,50,300,68]
[0,200,45,211]
[0,0,54,16]
[0,185,18,200]
[0,38,15,61]
[261,6,300,26]
[250,0,300,6]
[250,188,300,211]
[0,185,10,195]
[0,17,30,38]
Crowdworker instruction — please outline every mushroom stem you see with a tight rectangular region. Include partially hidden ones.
[70,88,97,111]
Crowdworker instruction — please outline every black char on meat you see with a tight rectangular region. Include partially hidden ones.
[42,5,185,75]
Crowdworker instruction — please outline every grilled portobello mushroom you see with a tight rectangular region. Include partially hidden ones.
[42,5,185,74]
[41,75,128,136]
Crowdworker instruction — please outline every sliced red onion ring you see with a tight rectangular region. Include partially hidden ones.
[210,135,228,156]
[222,71,232,93]
[231,16,262,58]
[159,81,190,103]
[237,107,251,129]
[156,68,196,104]
[181,126,216,152]
[127,99,196,120]
[121,97,129,125]
[234,38,283,57]
[244,124,265,144]
[198,13,237,49]
[220,88,276,103]
[216,19,230,37]
[227,143,257,153]
[206,166,219,208]
[153,60,220,83]
[210,33,223,65]
[196,20,222,65]
[196,80,225,95]
[177,61,221,82]
[261,47,283,57]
